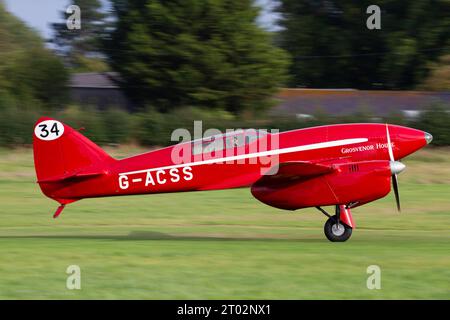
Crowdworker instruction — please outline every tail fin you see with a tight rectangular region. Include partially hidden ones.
[33,117,114,205]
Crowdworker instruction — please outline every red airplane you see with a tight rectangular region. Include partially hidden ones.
[33,117,432,242]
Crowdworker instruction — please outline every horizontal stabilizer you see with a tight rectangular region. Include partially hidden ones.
[37,170,106,183]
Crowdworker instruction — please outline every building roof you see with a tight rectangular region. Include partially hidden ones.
[67,74,450,116]
[69,72,121,89]
[273,88,450,116]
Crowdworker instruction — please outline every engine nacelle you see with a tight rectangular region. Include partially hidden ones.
[251,160,392,210]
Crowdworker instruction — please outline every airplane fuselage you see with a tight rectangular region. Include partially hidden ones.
[45,123,428,203]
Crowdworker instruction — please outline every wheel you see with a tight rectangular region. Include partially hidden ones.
[324,215,352,242]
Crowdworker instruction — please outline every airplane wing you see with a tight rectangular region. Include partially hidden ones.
[257,161,335,185]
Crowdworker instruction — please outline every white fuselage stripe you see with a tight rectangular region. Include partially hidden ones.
[118,138,368,176]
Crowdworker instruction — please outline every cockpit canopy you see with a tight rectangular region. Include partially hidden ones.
[192,129,269,155]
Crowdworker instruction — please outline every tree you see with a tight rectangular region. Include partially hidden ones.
[0,2,68,108]
[106,0,290,113]
[4,48,68,107]
[420,55,450,91]
[50,0,109,71]
[276,0,450,89]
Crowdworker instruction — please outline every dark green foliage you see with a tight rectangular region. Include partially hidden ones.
[131,109,167,146]
[414,104,450,146]
[3,48,68,107]
[277,0,450,89]
[0,2,68,109]
[103,108,132,144]
[0,102,449,147]
[0,95,42,145]
[50,0,109,70]
[0,105,131,147]
[107,0,290,113]
[132,107,236,146]
[58,106,107,144]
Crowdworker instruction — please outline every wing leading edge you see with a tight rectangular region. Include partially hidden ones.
[258,161,335,186]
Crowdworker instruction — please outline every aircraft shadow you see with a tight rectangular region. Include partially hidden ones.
[0,230,324,243]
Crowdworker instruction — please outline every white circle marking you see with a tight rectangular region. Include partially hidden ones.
[34,120,64,141]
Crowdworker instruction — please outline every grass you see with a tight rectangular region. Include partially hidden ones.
[0,146,449,299]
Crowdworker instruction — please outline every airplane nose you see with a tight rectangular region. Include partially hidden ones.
[424,132,433,144]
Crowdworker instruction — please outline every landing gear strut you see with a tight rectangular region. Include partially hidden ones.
[316,205,353,242]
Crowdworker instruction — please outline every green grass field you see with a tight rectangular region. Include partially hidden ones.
[0,146,449,299]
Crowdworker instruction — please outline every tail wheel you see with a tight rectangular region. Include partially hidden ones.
[324,215,352,242]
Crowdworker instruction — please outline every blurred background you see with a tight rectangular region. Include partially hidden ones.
[0,0,449,299]
[0,0,449,146]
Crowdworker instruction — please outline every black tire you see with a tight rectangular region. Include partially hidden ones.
[324,215,352,242]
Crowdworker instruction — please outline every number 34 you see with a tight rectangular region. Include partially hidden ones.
[34,120,65,141]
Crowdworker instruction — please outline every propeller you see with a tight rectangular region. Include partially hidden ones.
[392,170,401,211]
[386,124,405,212]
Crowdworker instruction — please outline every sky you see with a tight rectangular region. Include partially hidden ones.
[3,0,278,40]
[4,0,69,39]
[256,0,281,31]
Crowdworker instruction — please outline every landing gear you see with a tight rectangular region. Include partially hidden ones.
[316,205,353,242]
[324,215,352,242]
